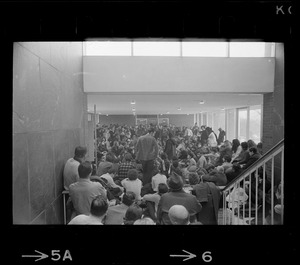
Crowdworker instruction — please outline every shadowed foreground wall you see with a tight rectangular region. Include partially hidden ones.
[13,42,87,224]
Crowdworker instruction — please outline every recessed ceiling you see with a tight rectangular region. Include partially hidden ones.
[87,92,263,115]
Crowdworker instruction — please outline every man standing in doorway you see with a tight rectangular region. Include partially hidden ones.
[135,127,159,186]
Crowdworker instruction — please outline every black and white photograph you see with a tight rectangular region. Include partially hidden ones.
[5,0,295,264]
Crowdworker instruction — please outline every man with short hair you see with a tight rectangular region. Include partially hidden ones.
[168,205,190,225]
[135,127,159,185]
[104,191,136,225]
[63,146,87,190]
[69,161,107,218]
[68,196,108,225]
[96,153,114,176]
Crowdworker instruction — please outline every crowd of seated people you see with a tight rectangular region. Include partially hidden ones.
[64,123,269,225]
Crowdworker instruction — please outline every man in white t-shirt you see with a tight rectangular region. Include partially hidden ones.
[63,146,88,191]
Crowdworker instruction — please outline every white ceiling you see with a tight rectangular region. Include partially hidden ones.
[87,92,263,115]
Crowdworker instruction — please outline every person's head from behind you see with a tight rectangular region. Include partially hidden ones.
[122,191,136,207]
[158,183,169,195]
[249,147,258,156]
[133,217,156,225]
[74,146,87,161]
[123,204,143,225]
[127,169,138,181]
[188,172,200,185]
[247,139,257,148]
[179,150,188,160]
[167,173,184,192]
[148,127,156,135]
[107,165,118,176]
[105,154,114,163]
[78,161,92,179]
[168,205,190,225]
[205,164,215,173]
[223,140,232,148]
[241,142,249,151]
[223,155,232,163]
[124,153,132,162]
[90,195,108,218]
[231,138,240,151]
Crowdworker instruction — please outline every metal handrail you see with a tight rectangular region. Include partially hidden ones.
[222,139,284,192]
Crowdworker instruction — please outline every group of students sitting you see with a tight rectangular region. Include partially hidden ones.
[64,127,268,225]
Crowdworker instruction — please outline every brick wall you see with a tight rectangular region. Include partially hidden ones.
[262,43,284,186]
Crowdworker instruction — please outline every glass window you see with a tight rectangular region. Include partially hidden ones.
[237,108,248,142]
[229,42,275,57]
[219,111,226,133]
[226,109,236,142]
[202,113,207,126]
[182,42,228,57]
[132,41,180,56]
[84,41,132,56]
[249,105,262,144]
[212,112,219,133]
[207,112,213,127]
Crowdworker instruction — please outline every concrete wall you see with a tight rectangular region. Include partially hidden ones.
[13,42,86,224]
[84,56,275,93]
[99,115,136,126]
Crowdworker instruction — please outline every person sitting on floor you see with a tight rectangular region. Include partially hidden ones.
[104,191,136,225]
[121,169,142,201]
[96,153,114,177]
[97,165,124,191]
[123,204,144,225]
[188,172,221,225]
[157,173,202,225]
[232,142,250,166]
[225,163,242,183]
[115,153,136,185]
[151,165,168,193]
[168,205,190,225]
[69,161,107,218]
[221,155,233,172]
[68,195,108,225]
[202,165,227,186]
[133,216,156,225]
[196,147,208,169]
[142,183,169,223]
[63,146,87,191]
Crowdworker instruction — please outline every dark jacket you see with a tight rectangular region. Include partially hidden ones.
[135,134,159,161]
[192,182,221,225]
[243,153,261,170]
[217,130,226,144]
[157,190,202,225]
[164,138,177,160]
[202,170,227,186]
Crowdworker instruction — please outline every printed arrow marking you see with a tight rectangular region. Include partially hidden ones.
[170,249,196,261]
[22,250,48,262]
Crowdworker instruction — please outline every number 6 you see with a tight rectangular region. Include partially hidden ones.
[202,251,212,262]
